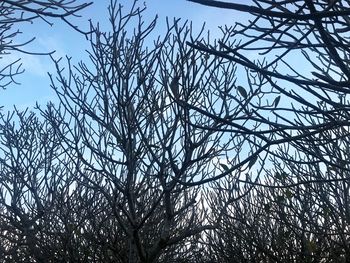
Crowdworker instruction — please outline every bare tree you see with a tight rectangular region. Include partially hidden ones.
[185,0,350,186]
[184,0,350,261]
[4,0,350,261]
[0,108,71,261]
[205,118,350,262]
[0,106,124,262]
[41,1,246,262]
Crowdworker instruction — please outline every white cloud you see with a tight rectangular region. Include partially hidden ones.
[0,35,67,79]
[37,36,66,60]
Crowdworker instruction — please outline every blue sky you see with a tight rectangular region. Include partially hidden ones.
[1,0,244,111]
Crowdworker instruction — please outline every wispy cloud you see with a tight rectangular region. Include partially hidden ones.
[0,35,67,78]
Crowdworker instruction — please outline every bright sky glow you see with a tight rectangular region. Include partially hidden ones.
[1,0,244,111]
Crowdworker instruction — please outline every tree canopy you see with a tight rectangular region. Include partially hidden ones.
[0,0,350,262]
